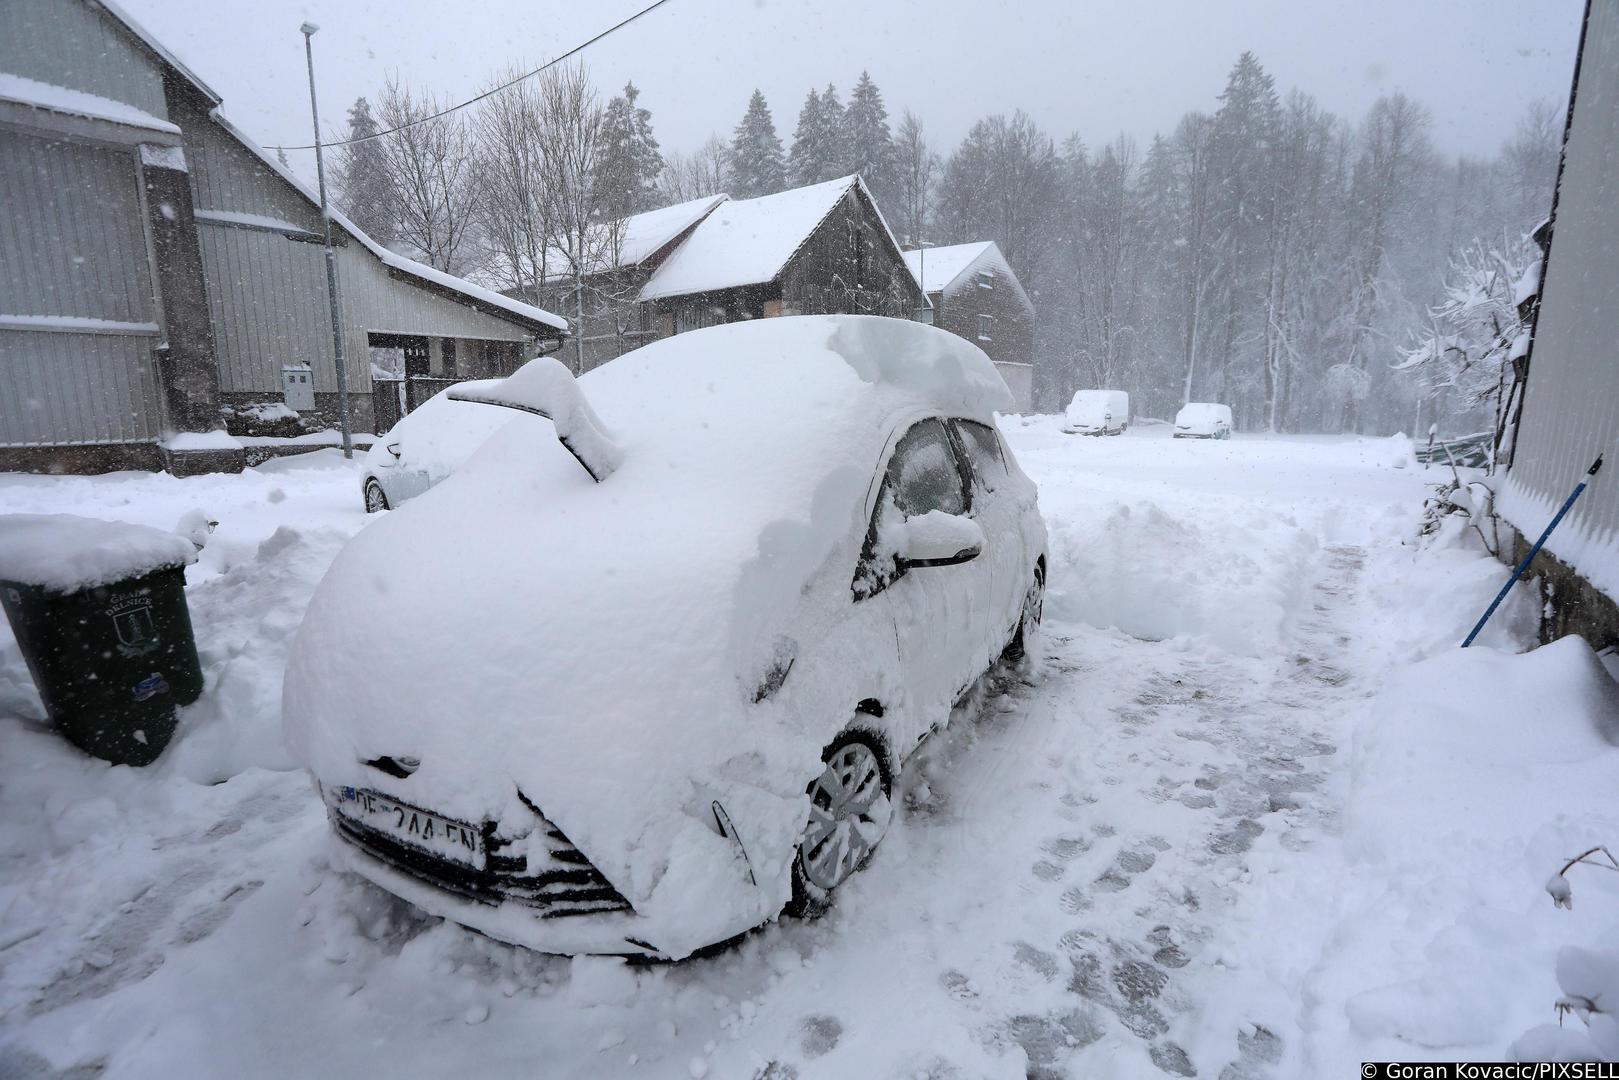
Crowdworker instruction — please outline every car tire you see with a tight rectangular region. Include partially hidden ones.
[1004,564,1046,663]
[363,479,390,513]
[785,730,893,919]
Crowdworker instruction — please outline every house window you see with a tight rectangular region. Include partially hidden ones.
[977,269,995,290]
[977,314,994,342]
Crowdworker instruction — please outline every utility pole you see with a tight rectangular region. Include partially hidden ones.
[301,22,354,458]
[914,239,934,324]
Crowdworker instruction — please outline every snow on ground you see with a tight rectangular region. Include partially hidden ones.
[1,421,1614,1078]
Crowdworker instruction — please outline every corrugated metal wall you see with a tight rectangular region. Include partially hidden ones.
[1,132,155,323]
[1502,0,1619,590]
[0,129,162,445]
[0,0,167,119]
[0,330,162,444]
[176,95,533,398]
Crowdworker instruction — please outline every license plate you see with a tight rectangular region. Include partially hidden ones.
[330,786,484,868]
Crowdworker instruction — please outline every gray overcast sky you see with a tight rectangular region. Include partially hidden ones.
[122,0,1584,185]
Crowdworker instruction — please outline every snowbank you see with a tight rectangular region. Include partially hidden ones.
[1047,499,1318,657]
[1319,637,1619,1060]
[0,513,195,591]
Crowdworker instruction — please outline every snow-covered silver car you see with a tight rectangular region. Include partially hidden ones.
[1173,402,1233,440]
[284,315,1047,959]
[359,380,512,513]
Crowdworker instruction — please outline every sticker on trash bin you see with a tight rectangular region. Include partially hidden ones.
[109,592,159,656]
[133,672,169,701]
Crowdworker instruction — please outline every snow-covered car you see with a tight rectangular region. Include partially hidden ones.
[359,380,513,512]
[1173,402,1233,440]
[1062,389,1129,435]
[284,315,1048,960]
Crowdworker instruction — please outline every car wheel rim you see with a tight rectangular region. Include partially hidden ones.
[365,483,385,512]
[800,742,890,892]
[1023,578,1044,632]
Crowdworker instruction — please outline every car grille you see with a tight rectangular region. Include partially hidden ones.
[331,802,634,919]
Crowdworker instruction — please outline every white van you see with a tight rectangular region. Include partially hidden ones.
[1062,390,1130,436]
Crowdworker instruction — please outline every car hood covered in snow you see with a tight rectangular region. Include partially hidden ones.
[284,316,1012,956]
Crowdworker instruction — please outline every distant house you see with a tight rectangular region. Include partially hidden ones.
[531,193,726,373]
[638,175,925,339]
[0,0,567,474]
[1496,0,1619,648]
[903,242,1035,413]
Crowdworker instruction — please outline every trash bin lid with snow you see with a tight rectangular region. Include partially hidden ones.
[0,513,197,593]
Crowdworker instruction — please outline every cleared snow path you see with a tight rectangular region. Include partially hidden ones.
[1,425,1545,1077]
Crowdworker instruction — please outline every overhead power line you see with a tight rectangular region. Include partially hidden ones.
[271,0,674,153]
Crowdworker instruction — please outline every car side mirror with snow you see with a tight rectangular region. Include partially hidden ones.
[385,442,401,459]
[448,358,623,483]
[896,510,984,569]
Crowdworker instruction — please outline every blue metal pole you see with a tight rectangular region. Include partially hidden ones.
[1462,452,1603,647]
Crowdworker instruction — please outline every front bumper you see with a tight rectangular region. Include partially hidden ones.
[328,824,669,958]
[321,784,666,957]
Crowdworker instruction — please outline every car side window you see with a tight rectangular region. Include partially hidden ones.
[954,419,1006,493]
[887,418,968,517]
[853,418,971,599]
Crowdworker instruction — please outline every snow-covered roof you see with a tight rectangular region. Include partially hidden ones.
[0,71,180,135]
[0,513,195,591]
[639,176,885,302]
[544,194,729,278]
[91,0,220,105]
[205,112,569,335]
[903,242,995,294]
[903,240,1035,314]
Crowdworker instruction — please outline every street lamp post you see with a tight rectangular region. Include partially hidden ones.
[300,22,353,459]
[914,239,935,325]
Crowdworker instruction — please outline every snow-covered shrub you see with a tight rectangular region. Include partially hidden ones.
[1512,849,1619,1062]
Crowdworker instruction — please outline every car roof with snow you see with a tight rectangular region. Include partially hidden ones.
[451,314,1013,526]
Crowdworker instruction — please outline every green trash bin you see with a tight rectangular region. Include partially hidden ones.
[0,514,204,766]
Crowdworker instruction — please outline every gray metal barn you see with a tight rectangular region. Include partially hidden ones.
[0,0,567,473]
[1497,0,1619,647]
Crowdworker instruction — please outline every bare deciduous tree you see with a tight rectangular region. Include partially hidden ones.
[375,78,478,274]
[658,135,728,203]
[893,110,937,246]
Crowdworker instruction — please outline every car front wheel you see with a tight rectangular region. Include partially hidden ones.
[363,479,390,513]
[1004,565,1046,662]
[786,731,893,918]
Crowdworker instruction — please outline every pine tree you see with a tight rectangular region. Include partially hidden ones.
[789,87,827,187]
[844,72,897,208]
[334,97,396,245]
[594,82,664,218]
[728,90,787,198]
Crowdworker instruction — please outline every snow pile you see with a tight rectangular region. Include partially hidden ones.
[1316,637,1619,1060]
[0,513,196,590]
[1048,500,1317,657]
[163,430,244,452]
